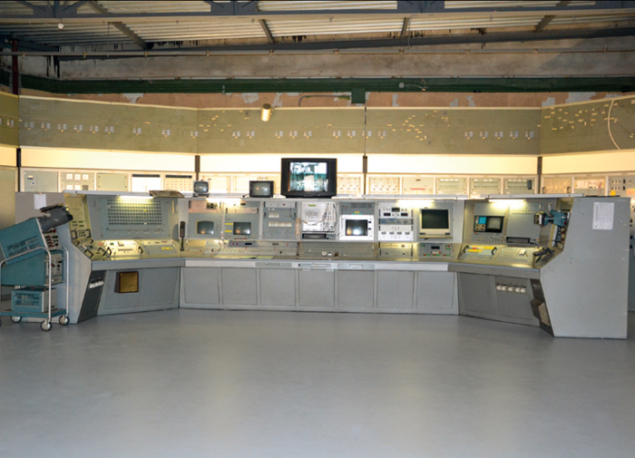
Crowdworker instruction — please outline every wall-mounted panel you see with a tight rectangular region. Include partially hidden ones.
[337,174,363,195]
[21,147,194,172]
[97,172,129,192]
[60,171,94,191]
[504,177,537,194]
[540,96,635,154]
[573,175,605,196]
[197,108,365,154]
[368,175,400,195]
[22,169,58,192]
[366,108,540,155]
[0,92,19,147]
[402,176,434,195]
[19,97,198,153]
[470,177,502,197]
[542,176,573,194]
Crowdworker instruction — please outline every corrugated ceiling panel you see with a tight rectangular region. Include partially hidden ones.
[129,20,265,41]
[410,16,544,30]
[0,23,131,45]
[0,2,44,15]
[445,1,595,8]
[551,14,635,24]
[259,1,397,11]
[96,1,212,13]
[267,18,404,36]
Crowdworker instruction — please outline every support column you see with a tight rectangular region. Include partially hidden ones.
[11,40,19,95]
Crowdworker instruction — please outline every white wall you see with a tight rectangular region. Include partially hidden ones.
[543,150,635,175]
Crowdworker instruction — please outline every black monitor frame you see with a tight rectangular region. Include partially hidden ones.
[280,158,337,198]
[249,180,274,198]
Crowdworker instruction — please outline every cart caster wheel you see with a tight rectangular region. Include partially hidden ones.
[41,320,52,332]
[59,315,69,326]
[11,316,21,324]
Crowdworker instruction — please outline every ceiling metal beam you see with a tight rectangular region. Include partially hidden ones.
[259,19,275,44]
[0,34,59,52]
[63,1,89,15]
[87,1,148,49]
[1,1,634,23]
[13,0,50,14]
[4,71,634,94]
[3,26,635,59]
[535,1,572,33]
[110,22,148,49]
[400,18,411,38]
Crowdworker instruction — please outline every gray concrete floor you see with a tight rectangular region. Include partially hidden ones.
[0,311,634,458]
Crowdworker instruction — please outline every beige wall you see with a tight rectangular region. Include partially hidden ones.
[0,145,15,167]
[543,150,635,175]
[0,166,17,230]
[17,88,627,109]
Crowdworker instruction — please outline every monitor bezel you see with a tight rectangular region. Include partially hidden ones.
[474,215,505,233]
[249,180,274,198]
[280,158,337,198]
[419,208,452,237]
[233,222,252,236]
[196,220,215,235]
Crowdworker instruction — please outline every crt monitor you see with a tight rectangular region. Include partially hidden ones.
[197,221,214,235]
[345,219,368,236]
[233,222,251,236]
[193,181,209,197]
[280,158,337,198]
[474,216,504,233]
[420,209,451,236]
[249,181,274,198]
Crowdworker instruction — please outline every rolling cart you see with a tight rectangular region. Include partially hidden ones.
[0,205,73,331]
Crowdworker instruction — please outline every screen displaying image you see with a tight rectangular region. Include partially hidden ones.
[474,215,504,233]
[288,162,329,192]
[421,209,450,230]
[197,221,214,235]
[345,219,369,236]
[233,222,251,236]
[251,182,272,197]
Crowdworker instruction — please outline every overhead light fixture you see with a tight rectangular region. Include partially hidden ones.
[261,103,272,122]
[58,22,64,30]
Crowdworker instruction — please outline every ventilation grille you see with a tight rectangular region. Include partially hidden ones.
[107,199,163,226]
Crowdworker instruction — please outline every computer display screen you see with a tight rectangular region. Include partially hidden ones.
[345,219,369,236]
[233,222,251,236]
[421,209,450,230]
[474,215,504,233]
[197,221,214,235]
[249,181,274,198]
[281,158,337,197]
[288,162,329,192]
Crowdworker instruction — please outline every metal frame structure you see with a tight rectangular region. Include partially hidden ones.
[3,1,634,21]
[1,1,635,56]
[0,245,70,331]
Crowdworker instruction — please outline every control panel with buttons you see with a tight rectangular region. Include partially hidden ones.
[377,204,414,241]
[419,243,453,258]
[495,283,527,294]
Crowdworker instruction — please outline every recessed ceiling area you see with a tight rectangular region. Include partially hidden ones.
[0,1,634,54]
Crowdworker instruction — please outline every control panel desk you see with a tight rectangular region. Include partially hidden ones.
[57,193,629,339]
